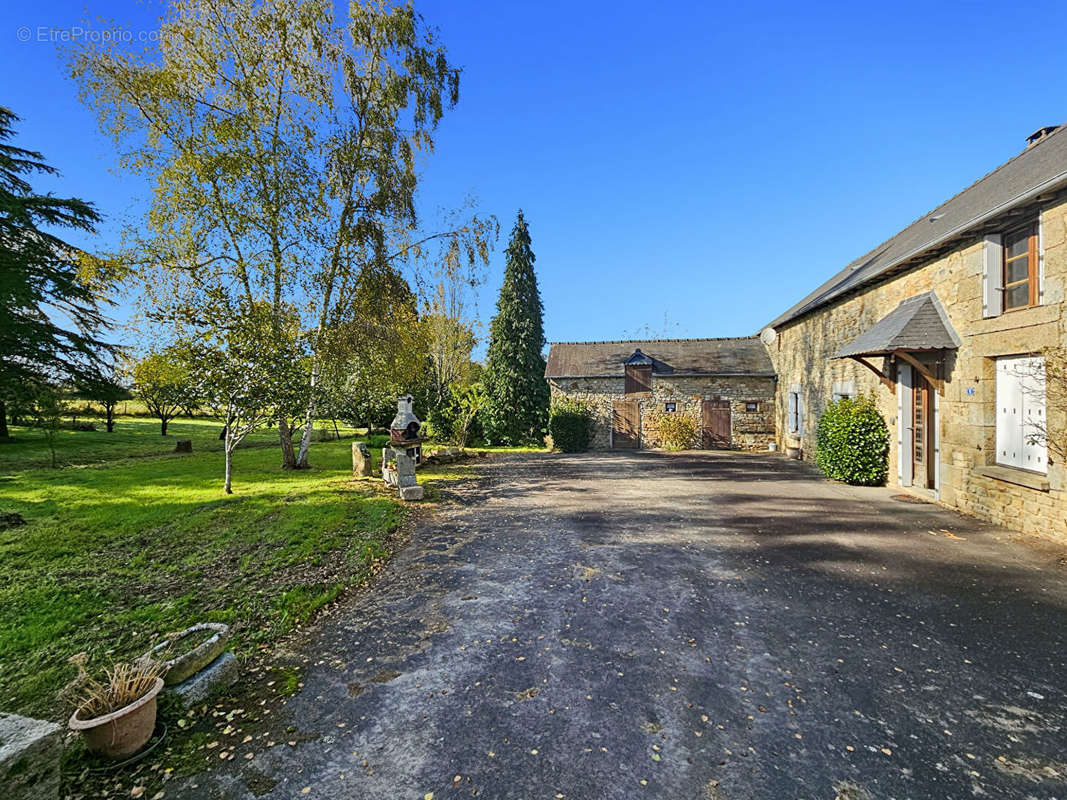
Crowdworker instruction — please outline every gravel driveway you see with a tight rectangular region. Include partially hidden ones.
[173,451,1067,800]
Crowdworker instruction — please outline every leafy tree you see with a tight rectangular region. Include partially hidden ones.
[318,264,432,430]
[424,311,477,411]
[131,347,195,436]
[483,211,549,444]
[33,385,66,468]
[70,0,492,470]
[73,371,132,433]
[0,106,116,438]
[420,203,497,411]
[451,382,486,448]
[190,302,306,493]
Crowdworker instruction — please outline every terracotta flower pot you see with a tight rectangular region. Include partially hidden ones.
[148,622,231,685]
[69,677,163,759]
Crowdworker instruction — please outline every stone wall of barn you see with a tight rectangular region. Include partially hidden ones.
[548,375,776,451]
[768,198,1067,541]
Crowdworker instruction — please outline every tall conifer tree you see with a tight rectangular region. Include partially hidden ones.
[483,211,549,444]
[0,107,115,438]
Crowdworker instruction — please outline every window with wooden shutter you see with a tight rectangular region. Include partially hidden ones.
[1002,224,1039,311]
[787,390,803,434]
[982,234,1003,318]
[995,356,1046,473]
[625,364,652,394]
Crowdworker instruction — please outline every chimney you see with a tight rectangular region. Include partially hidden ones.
[1026,125,1060,148]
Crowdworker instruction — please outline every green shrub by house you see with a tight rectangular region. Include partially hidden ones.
[815,395,889,486]
[548,399,591,452]
[649,411,699,450]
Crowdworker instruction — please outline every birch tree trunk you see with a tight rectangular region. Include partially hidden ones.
[224,418,235,494]
[278,415,297,469]
[294,357,321,468]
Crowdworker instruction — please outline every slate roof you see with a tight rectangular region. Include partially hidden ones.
[766,125,1067,330]
[833,292,962,358]
[544,338,775,378]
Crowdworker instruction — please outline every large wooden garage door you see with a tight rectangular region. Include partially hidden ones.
[612,400,640,449]
[701,400,731,449]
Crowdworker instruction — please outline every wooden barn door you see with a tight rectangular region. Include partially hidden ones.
[701,400,731,449]
[612,400,640,449]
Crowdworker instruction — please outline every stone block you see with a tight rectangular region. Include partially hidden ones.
[0,713,62,800]
[169,651,238,708]
[352,442,373,477]
[399,485,424,501]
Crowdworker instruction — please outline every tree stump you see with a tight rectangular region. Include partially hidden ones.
[352,442,373,477]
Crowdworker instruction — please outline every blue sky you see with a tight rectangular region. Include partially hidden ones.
[4,0,1067,353]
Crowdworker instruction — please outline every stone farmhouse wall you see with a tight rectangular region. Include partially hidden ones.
[768,198,1067,540]
[549,375,776,451]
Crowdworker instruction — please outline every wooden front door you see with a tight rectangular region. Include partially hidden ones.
[612,400,640,449]
[912,377,935,489]
[701,400,731,449]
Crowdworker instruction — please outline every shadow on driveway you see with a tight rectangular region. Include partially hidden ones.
[172,450,1067,800]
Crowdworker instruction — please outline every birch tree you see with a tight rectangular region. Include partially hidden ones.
[190,301,305,492]
[70,0,492,469]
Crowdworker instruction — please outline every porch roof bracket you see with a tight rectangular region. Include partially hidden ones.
[847,355,895,394]
[895,350,944,395]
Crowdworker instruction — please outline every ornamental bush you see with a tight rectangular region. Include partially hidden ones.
[548,398,591,452]
[649,411,699,450]
[815,394,889,486]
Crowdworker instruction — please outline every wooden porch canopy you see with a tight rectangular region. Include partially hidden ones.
[831,292,961,395]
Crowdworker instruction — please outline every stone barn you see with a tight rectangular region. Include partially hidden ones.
[544,338,776,451]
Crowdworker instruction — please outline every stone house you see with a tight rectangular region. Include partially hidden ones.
[544,338,776,450]
[763,124,1067,539]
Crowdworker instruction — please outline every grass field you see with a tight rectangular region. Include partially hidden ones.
[0,416,404,718]
[0,416,358,471]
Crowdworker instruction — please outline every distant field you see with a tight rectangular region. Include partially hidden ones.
[0,416,361,472]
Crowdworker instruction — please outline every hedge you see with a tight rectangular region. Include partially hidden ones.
[815,394,889,486]
[548,398,592,452]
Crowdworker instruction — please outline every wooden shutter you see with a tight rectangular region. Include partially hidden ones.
[625,365,652,394]
[1038,218,1045,304]
[998,356,1047,473]
[982,234,1003,318]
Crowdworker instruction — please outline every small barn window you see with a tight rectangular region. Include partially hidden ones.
[745,401,760,412]
[665,402,676,412]
[625,364,652,394]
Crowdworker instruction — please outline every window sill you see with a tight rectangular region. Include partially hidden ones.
[973,465,1049,492]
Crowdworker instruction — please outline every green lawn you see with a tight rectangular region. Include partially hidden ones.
[0,416,358,471]
[0,417,401,718]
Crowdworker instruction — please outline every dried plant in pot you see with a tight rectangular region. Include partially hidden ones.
[67,654,165,759]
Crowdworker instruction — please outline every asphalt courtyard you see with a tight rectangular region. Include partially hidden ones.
[174,451,1067,800]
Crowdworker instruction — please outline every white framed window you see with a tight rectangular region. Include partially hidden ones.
[982,218,1043,318]
[995,355,1047,473]
[787,387,803,435]
[832,380,855,401]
